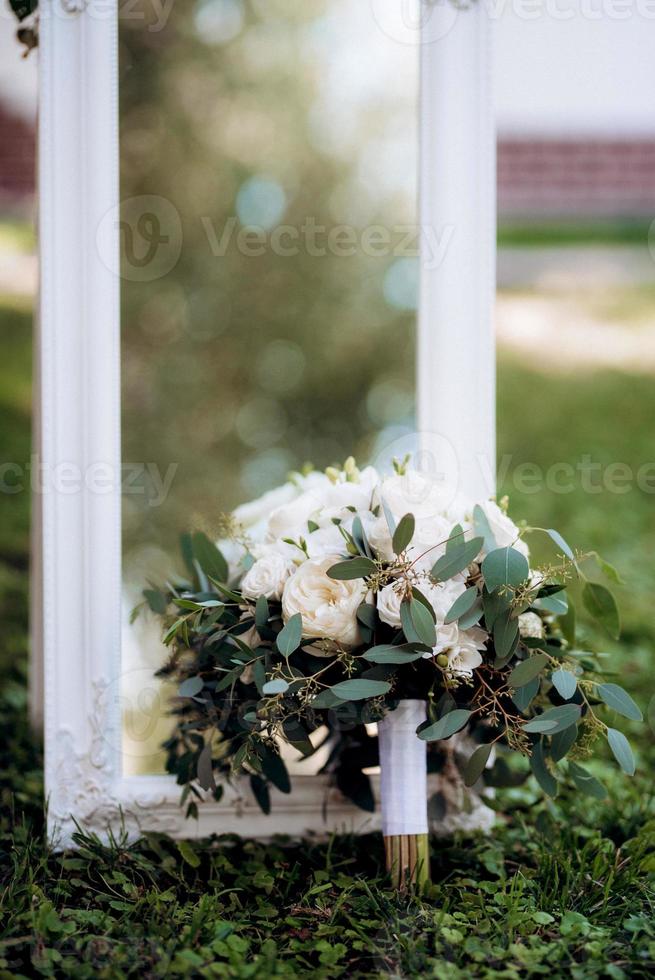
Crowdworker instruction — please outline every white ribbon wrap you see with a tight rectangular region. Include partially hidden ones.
[378,699,428,837]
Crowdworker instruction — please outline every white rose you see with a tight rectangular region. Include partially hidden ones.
[433,621,460,655]
[282,555,365,648]
[240,552,296,601]
[265,466,380,542]
[266,488,325,541]
[519,611,544,639]
[233,481,301,530]
[366,515,394,562]
[318,465,379,515]
[476,500,529,558]
[377,582,406,628]
[305,524,349,560]
[375,470,455,522]
[215,537,250,584]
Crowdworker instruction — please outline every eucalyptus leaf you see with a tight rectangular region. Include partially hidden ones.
[597,683,642,721]
[409,597,437,647]
[444,586,479,625]
[262,679,289,695]
[530,740,558,797]
[381,498,397,535]
[593,553,623,584]
[523,703,581,734]
[327,557,377,580]
[196,742,215,792]
[560,600,576,647]
[259,746,291,793]
[400,600,420,644]
[392,513,415,554]
[362,643,426,664]
[582,581,620,640]
[417,708,472,742]
[445,524,464,552]
[311,689,345,709]
[483,590,510,631]
[276,613,302,656]
[411,587,437,623]
[356,602,376,630]
[472,504,497,553]
[330,679,391,700]
[351,515,373,558]
[482,547,529,593]
[178,676,204,698]
[508,653,549,689]
[431,536,483,582]
[191,531,228,584]
[463,743,492,787]
[254,595,269,632]
[606,728,636,776]
[545,528,575,561]
[569,761,607,799]
[249,774,271,815]
[550,724,578,762]
[534,592,568,616]
[512,675,540,713]
[493,610,520,663]
[143,588,168,614]
[458,598,484,629]
[253,659,266,695]
[551,669,577,701]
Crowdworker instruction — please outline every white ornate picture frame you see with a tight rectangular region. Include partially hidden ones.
[32,0,495,847]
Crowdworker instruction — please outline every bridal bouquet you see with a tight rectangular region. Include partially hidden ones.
[141,457,641,888]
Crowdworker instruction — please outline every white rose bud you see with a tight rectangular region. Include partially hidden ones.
[282,555,365,648]
[240,552,295,601]
[377,582,405,628]
[477,499,529,558]
[518,611,544,639]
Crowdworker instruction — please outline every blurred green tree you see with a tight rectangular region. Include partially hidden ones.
[119,0,418,581]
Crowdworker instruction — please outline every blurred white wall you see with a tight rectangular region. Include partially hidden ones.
[1,3,654,138]
[495,1,655,136]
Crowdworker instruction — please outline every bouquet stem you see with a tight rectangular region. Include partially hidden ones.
[378,699,430,891]
[384,833,430,891]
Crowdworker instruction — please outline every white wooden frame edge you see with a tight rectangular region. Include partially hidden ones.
[36,0,495,848]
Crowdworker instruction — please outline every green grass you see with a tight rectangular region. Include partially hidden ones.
[497,221,652,249]
[1,294,654,977]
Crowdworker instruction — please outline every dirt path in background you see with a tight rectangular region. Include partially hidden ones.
[496,292,655,374]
